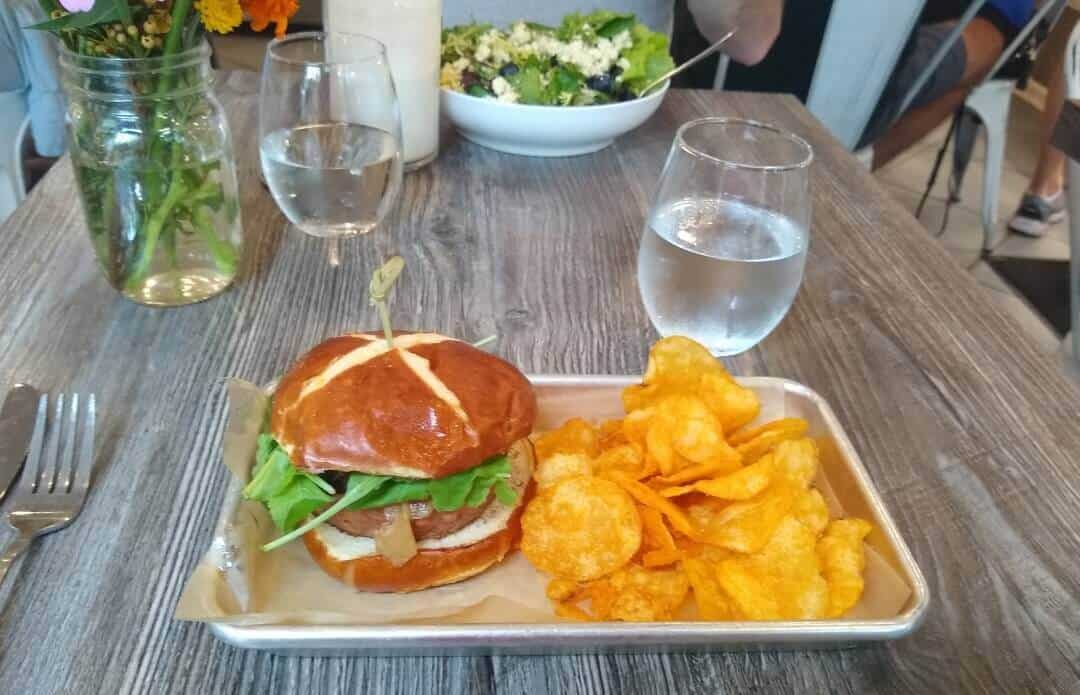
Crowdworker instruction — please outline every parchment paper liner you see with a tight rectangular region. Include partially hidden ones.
[177,379,911,625]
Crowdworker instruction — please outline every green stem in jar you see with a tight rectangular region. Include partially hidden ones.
[191,204,239,275]
[121,0,195,289]
[124,164,188,290]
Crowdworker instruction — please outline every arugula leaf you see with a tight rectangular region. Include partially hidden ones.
[243,448,296,500]
[266,477,333,533]
[246,436,517,550]
[263,478,366,551]
[348,477,430,510]
[255,433,275,470]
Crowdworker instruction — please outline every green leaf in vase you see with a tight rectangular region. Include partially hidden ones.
[28,0,125,32]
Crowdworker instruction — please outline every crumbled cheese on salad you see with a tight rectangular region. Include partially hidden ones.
[491,76,519,103]
[440,11,674,106]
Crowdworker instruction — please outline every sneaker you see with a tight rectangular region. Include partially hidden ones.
[1008,191,1066,237]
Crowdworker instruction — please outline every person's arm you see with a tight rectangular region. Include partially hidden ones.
[687,0,783,66]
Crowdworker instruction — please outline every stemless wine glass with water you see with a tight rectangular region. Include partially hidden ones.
[258,32,403,266]
[638,117,813,356]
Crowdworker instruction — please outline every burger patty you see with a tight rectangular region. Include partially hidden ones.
[327,492,494,540]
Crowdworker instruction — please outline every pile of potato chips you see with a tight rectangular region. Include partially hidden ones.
[520,336,873,622]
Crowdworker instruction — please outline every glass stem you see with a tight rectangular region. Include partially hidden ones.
[328,238,340,267]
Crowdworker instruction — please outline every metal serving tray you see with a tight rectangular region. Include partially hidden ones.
[209,375,929,655]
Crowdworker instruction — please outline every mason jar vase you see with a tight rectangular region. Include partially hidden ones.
[59,42,242,306]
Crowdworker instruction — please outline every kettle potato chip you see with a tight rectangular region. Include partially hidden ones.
[534,417,600,460]
[521,476,642,581]
[597,418,628,449]
[773,439,819,489]
[534,452,592,489]
[818,518,873,617]
[700,484,797,553]
[524,336,874,623]
[592,443,652,480]
[663,455,774,501]
[792,488,830,536]
[605,565,690,621]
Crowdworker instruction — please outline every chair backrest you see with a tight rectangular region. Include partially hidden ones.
[0,90,29,224]
[804,0,928,149]
[1068,17,1080,100]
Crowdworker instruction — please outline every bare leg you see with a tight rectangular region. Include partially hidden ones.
[1027,58,1066,197]
[873,18,1006,170]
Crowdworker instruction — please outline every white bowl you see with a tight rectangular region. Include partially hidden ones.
[440,81,669,157]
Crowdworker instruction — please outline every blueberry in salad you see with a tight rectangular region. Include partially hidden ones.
[440,11,675,106]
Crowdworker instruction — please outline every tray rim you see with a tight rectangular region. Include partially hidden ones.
[207,374,930,651]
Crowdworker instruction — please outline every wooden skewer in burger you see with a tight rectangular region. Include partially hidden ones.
[243,258,537,592]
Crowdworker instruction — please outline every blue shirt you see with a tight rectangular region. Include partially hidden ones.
[988,0,1035,30]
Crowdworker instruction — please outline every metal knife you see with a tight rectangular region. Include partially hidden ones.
[0,384,41,503]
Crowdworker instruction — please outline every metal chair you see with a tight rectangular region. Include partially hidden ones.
[956,0,1068,252]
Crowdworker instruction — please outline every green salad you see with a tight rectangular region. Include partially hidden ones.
[440,11,675,106]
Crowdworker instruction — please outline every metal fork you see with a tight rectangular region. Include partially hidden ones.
[0,393,96,587]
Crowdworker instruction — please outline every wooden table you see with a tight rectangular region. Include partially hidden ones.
[1,77,1079,694]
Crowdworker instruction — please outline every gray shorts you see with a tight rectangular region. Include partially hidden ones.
[858,23,968,148]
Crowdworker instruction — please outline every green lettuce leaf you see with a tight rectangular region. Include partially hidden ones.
[266,477,333,532]
[558,11,626,41]
[506,65,546,104]
[597,15,635,39]
[244,436,517,549]
[618,24,676,95]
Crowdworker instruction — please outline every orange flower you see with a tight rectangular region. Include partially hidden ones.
[241,0,298,38]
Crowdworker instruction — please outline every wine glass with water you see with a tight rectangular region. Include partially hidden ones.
[638,118,813,356]
[258,32,403,265]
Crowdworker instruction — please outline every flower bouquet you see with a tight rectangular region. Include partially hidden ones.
[32,0,299,305]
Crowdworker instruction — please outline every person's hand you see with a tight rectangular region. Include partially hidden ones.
[688,0,783,66]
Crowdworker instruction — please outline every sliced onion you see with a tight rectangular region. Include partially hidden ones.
[374,503,418,567]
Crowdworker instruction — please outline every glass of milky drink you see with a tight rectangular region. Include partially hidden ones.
[324,0,441,170]
[638,118,814,357]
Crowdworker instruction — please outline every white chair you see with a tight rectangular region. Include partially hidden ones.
[958,0,1066,252]
[0,89,29,224]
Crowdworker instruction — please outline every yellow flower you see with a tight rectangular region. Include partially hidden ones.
[196,0,243,34]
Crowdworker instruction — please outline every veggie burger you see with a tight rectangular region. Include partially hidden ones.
[244,332,537,592]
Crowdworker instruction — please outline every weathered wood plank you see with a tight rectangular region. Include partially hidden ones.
[0,76,1077,694]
